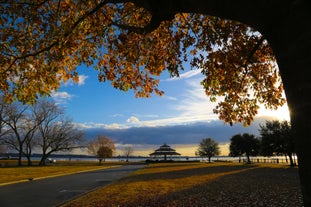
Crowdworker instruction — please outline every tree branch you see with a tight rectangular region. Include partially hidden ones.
[239,35,265,91]
[14,0,108,61]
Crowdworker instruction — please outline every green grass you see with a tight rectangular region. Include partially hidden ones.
[62,162,302,207]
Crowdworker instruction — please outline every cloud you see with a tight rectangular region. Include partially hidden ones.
[77,75,88,85]
[127,116,140,123]
[75,122,130,130]
[132,115,215,127]
[63,75,88,86]
[51,91,73,105]
[164,95,178,101]
[168,77,219,123]
[164,70,201,81]
[82,118,267,147]
[104,76,218,128]
[78,116,282,156]
[109,114,123,118]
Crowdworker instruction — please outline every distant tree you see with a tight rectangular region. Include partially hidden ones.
[123,145,134,162]
[229,133,260,164]
[97,146,113,164]
[88,135,116,164]
[259,120,295,166]
[197,138,220,163]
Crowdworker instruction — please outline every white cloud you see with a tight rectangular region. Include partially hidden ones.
[116,77,219,127]
[164,95,178,101]
[174,77,218,119]
[63,75,88,86]
[134,115,216,127]
[164,70,201,81]
[104,123,127,129]
[80,75,217,128]
[126,116,140,123]
[51,91,73,105]
[77,75,88,85]
[74,122,129,130]
[110,114,123,117]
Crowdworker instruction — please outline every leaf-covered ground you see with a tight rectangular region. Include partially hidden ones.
[63,162,302,207]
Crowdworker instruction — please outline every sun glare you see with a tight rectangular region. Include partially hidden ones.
[258,103,290,121]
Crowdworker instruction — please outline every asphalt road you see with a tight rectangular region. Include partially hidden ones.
[0,164,145,207]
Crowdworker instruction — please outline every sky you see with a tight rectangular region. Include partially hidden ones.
[50,64,290,156]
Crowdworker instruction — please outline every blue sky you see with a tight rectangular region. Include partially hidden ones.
[50,65,290,156]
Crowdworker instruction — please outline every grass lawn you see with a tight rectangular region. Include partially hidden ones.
[62,162,302,207]
[0,160,120,185]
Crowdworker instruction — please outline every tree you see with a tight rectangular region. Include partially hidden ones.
[0,1,284,122]
[229,133,260,164]
[259,120,295,166]
[123,145,134,162]
[33,99,84,165]
[0,99,37,166]
[97,146,113,164]
[88,135,116,164]
[0,144,8,157]
[197,138,220,163]
[0,97,84,166]
[1,1,311,205]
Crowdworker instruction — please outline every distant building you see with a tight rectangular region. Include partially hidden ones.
[149,143,181,160]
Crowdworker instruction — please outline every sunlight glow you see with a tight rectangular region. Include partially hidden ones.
[257,103,290,121]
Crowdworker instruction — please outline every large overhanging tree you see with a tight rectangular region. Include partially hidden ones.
[1,0,310,205]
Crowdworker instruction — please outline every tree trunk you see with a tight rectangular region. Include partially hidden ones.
[246,155,251,164]
[259,3,311,204]
[99,158,103,165]
[26,156,32,166]
[287,153,295,167]
[39,153,48,166]
[17,150,22,166]
[17,143,23,166]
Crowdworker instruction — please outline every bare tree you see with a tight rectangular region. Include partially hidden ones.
[34,99,84,166]
[0,99,37,166]
[0,98,83,166]
[88,135,116,164]
[123,145,134,162]
[0,144,8,157]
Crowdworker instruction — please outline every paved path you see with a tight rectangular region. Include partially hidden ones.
[0,164,145,207]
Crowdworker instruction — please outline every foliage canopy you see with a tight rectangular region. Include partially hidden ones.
[87,134,115,163]
[229,133,260,163]
[0,1,285,125]
[259,120,296,166]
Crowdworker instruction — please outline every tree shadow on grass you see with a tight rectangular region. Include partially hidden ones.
[123,163,257,182]
[125,166,302,207]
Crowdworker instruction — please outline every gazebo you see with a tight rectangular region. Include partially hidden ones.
[149,143,181,160]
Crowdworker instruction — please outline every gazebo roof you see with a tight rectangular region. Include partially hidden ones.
[149,144,181,156]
